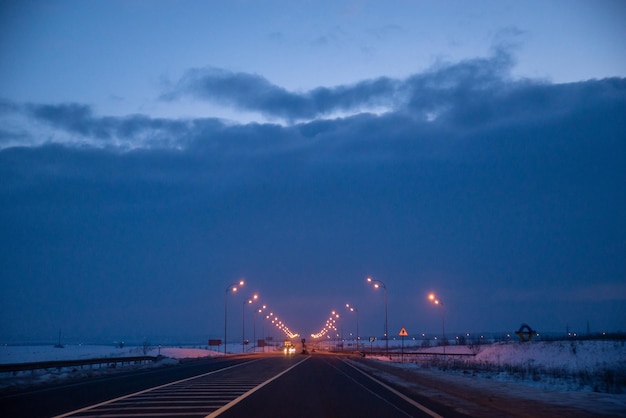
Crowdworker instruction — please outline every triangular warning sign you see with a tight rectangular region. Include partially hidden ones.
[398,327,408,337]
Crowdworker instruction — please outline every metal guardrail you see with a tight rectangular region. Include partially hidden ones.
[0,356,158,374]
[360,351,476,358]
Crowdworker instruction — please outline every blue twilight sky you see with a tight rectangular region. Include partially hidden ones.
[1,0,625,344]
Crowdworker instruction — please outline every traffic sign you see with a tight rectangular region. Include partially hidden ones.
[398,327,408,337]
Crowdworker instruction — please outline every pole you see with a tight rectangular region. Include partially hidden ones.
[367,277,389,358]
[384,286,388,357]
[253,309,256,353]
[224,280,244,355]
[356,312,359,350]
[242,300,245,353]
[224,292,227,354]
[442,302,446,355]
[341,317,344,351]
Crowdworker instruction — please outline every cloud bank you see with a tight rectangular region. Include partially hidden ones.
[1,52,625,342]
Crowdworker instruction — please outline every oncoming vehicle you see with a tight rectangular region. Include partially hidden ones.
[283,341,296,355]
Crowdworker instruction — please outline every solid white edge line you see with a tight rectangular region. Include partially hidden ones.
[205,356,310,418]
[52,358,262,418]
[342,360,445,418]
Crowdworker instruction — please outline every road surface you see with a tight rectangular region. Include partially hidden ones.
[1,353,464,418]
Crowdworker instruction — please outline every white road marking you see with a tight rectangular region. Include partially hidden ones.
[52,359,261,418]
[205,356,310,418]
[342,360,444,418]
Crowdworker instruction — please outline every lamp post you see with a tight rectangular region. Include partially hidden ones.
[267,312,275,351]
[254,305,266,353]
[242,294,258,353]
[224,279,244,355]
[367,277,388,357]
[428,293,445,354]
[331,311,342,350]
[346,303,359,350]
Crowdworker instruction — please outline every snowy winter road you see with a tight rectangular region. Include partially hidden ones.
[0,354,257,417]
[2,353,461,418]
[2,349,624,417]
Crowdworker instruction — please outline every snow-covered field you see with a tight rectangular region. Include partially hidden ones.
[370,340,626,393]
[0,344,222,364]
[360,340,626,417]
[2,339,625,415]
[0,343,252,392]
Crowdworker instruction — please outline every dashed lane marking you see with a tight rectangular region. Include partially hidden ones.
[52,359,276,418]
[205,356,309,418]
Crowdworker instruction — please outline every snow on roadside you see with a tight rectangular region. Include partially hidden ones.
[369,339,626,394]
[149,346,223,359]
[0,344,230,393]
[474,340,625,371]
[0,344,226,365]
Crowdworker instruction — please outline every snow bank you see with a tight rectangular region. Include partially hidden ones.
[474,340,626,372]
[0,344,225,365]
[370,339,626,394]
[0,344,228,393]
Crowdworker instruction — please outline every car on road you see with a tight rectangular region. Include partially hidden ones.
[283,341,296,354]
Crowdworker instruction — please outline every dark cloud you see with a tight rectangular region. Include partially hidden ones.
[1,55,625,343]
[163,51,519,122]
[163,67,400,121]
[22,102,226,149]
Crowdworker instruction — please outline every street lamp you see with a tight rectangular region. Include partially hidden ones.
[345,303,359,350]
[242,294,258,353]
[254,305,266,353]
[266,312,275,351]
[224,279,244,355]
[428,293,445,354]
[332,311,342,350]
[367,277,388,357]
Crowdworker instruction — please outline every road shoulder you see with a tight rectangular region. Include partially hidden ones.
[347,358,626,418]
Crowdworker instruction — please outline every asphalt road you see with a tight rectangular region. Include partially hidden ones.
[216,354,463,418]
[0,355,258,418]
[1,353,466,418]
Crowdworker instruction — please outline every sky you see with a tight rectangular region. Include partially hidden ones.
[1,0,625,345]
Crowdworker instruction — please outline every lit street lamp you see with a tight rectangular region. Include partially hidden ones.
[224,279,244,355]
[428,293,445,354]
[242,294,258,353]
[331,311,342,350]
[254,305,266,352]
[367,277,388,357]
[345,303,359,350]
